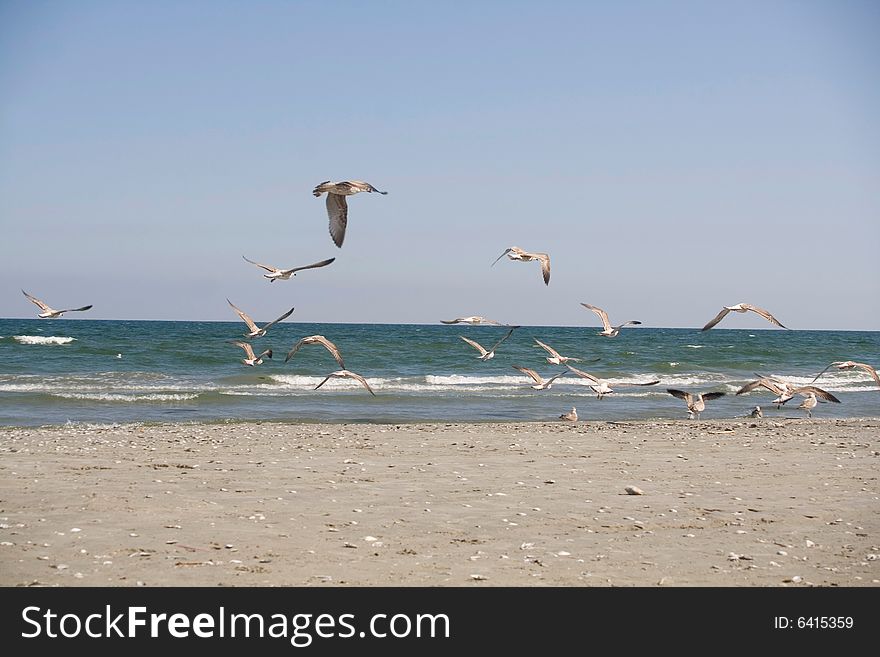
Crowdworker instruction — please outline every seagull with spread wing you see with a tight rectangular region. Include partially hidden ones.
[532,338,587,365]
[285,335,345,369]
[314,369,376,396]
[580,303,642,337]
[459,327,517,361]
[811,361,879,391]
[565,365,660,399]
[701,303,788,331]
[22,290,92,319]
[312,180,387,248]
[242,255,335,282]
[491,246,551,285]
[226,299,294,339]
[511,365,569,390]
[736,376,840,408]
[228,340,272,366]
[666,389,726,419]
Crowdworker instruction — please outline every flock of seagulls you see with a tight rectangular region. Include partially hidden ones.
[16,177,877,420]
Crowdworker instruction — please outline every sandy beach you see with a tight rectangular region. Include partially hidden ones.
[1,418,877,587]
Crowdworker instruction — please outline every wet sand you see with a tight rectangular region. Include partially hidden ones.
[1,418,877,587]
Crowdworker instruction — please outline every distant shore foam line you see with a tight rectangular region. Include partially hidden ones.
[12,335,77,345]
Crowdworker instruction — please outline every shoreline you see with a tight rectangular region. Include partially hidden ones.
[1,418,878,587]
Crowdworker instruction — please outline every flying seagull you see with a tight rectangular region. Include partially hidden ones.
[580,303,642,337]
[228,340,272,366]
[459,327,516,361]
[735,376,840,408]
[440,316,507,326]
[565,365,660,399]
[314,369,376,396]
[811,361,879,390]
[559,407,578,422]
[312,180,387,248]
[701,303,788,331]
[666,389,726,420]
[227,299,294,338]
[21,290,92,319]
[491,246,551,285]
[285,335,345,368]
[532,338,588,365]
[511,365,569,390]
[242,255,335,282]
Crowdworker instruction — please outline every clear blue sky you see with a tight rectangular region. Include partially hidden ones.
[1,0,878,329]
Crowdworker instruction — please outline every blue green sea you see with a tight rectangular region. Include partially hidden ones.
[1,319,877,426]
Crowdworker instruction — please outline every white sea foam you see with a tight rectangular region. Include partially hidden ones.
[54,392,200,402]
[13,335,76,345]
[685,344,704,349]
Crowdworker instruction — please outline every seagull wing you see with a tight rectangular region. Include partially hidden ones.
[227,299,259,333]
[22,290,53,313]
[546,370,569,384]
[284,338,308,363]
[533,338,561,359]
[512,366,543,384]
[537,253,551,285]
[616,379,660,387]
[853,362,880,386]
[314,372,335,390]
[228,340,256,359]
[792,386,841,403]
[288,257,336,274]
[459,336,488,356]
[742,304,787,329]
[565,365,600,383]
[345,370,376,396]
[581,304,612,332]
[736,378,783,396]
[242,255,276,273]
[491,248,512,267]
[313,335,345,368]
[701,307,731,331]
[489,327,516,352]
[809,363,837,384]
[261,306,295,331]
[701,391,726,401]
[326,193,348,248]
[666,389,693,405]
[615,320,642,329]
[59,305,93,313]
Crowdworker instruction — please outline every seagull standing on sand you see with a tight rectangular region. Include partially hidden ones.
[580,303,642,337]
[228,340,272,366]
[532,338,587,365]
[242,256,335,282]
[559,407,578,422]
[491,246,551,285]
[565,365,660,399]
[511,366,568,390]
[312,180,387,248]
[227,299,294,338]
[21,290,92,319]
[459,327,516,361]
[748,405,763,418]
[701,303,788,331]
[285,335,346,368]
[666,389,726,420]
[811,361,880,390]
[314,369,376,396]
[798,392,819,418]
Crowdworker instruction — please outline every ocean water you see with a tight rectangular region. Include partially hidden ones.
[0,319,877,426]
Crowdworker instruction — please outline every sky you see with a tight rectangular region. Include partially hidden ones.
[1,0,878,329]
